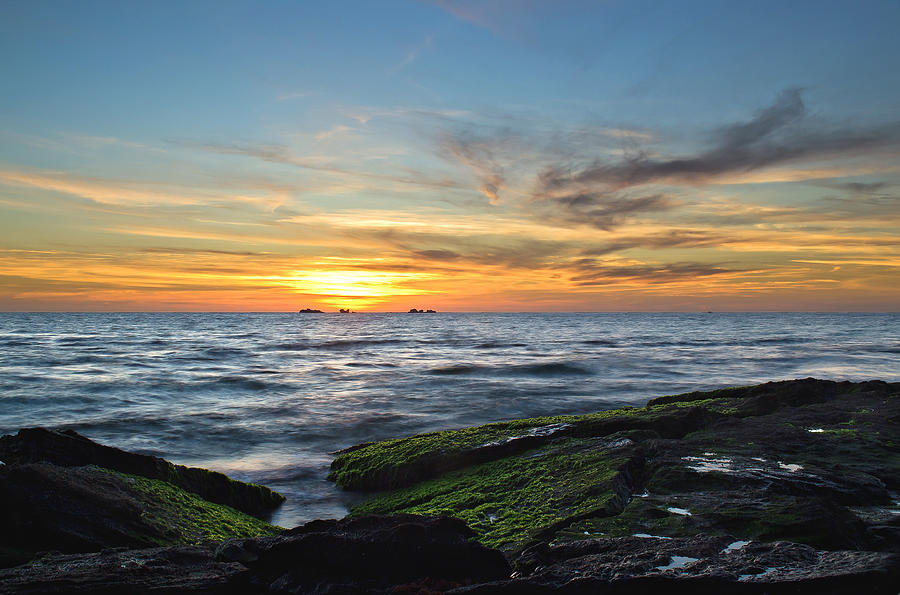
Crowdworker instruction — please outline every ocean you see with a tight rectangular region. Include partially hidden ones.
[1,312,897,527]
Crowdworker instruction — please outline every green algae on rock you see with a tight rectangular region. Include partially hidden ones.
[0,429,286,569]
[328,403,715,492]
[0,428,285,516]
[0,461,282,568]
[353,437,635,548]
[104,469,282,545]
[330,379,900,551]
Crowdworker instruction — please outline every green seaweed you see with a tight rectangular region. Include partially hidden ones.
[329,408,639,490]
[332,380,900,552]
[102,469,282,545]
[820,428,860,437]
[352,438,628,548]
[329,402,720,491]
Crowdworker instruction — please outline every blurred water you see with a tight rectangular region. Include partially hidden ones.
[0,312,897,527]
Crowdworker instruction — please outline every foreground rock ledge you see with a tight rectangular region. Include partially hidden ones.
[2,378,899,593]
[0,429,283,568]
[332,378,900,553]
[0,427,285,515]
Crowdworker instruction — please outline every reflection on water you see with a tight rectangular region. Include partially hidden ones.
[0,312,897,527]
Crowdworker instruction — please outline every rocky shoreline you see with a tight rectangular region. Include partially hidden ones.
[1,378,898,593]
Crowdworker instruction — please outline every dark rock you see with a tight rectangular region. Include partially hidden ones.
[1,515,509,594]
[0,545,243,594]
[0,462,279,569]
[0,428,284,516]
[338,379,900,553]
[0,463,172,567]
[218,514,511,593]
[472,535,900,594]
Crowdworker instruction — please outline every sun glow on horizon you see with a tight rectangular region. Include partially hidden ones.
[264,269,439,310]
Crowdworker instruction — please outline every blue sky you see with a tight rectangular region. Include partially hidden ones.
[1,1,899,311]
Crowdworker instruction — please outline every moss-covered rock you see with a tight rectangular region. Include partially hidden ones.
[354,437,638,548]
[0,428,285,516]
[106,470,281,545]
[329,403,716,491]
[0,462,280,568]
[331,378,900,552]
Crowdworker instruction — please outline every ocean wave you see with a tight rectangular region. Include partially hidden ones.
[745,336,808,345]
[429,361,592,376]
[269,341,312,351]
[66,354,108,364]
[318,338,409,350]
[475,342,529,349]
[513,362,592,376]
[203,347,247,357]
[0,339,32,347]
[429,364,482,375]
[212,375,272,390]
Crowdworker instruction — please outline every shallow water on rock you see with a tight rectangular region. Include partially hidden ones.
[1,312,897,527]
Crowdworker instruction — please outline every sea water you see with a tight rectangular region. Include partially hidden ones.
[0,312,897,527]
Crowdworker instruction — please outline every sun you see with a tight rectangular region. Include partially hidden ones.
[285,269,437,310]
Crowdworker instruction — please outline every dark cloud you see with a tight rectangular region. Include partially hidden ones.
[831,181,890,194]
[569,259,740,286]
[413,249,461,261]
[346,227,572,269]
[429,89,900,230]
[540,89,900,192]
[541,192,674,230]
[579,230,730,255]
[141,247,267,256]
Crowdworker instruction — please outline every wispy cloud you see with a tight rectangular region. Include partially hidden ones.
[569,258,744,287]
[0,168,291,209]
[0,170,208,206]
[390,35,432,73]
[314,125,355,142]
[424,0,541,40]
[539,89,900,192]
[426,89,900,230]
[190,140,468,193]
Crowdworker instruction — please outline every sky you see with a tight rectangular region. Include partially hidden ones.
[1,0,899,312]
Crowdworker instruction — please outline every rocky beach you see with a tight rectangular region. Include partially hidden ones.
[1,378,899,593]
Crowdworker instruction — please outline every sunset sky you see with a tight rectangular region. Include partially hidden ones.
[2,1,899,311]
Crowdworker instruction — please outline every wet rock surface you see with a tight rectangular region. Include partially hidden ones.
[0,428,284,516]
[0,545,243,594]
[331,379,900,592]
[3,379,900,593]
[338,379,900,551]
[0,432,280,569]
[0,462,181,566]
[0,515,511,594]
[218,514,511,593]
[466,535,900,594]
